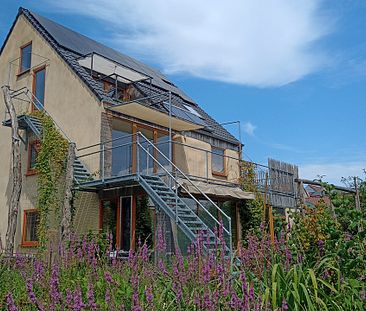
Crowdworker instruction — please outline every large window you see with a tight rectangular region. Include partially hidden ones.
[111,120,133,177]
[19,42,32,74]
[212,147,226,175]
[27,141,39,175]
[22,209,39,247]
[33,67,46,109]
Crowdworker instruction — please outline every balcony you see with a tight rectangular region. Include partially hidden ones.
[76,132,254,200]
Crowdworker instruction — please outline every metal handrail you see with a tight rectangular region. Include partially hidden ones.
[9,87,73,143]
[136,132,232,239]
[77,132,136,152]
[137,140,231,242]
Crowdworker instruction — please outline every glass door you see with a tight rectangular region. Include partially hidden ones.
[136,127,154,175]
[100,199,118,248]
[119,196,132,252]
[111,120,133,177]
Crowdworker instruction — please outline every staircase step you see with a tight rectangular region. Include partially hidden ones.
[184,220,203,225]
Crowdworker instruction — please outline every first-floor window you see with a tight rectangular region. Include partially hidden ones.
[212,147,226,175]
[27,141,40,174]
[22,209,39,246]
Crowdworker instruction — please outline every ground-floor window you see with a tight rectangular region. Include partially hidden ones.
[22,209,39,247]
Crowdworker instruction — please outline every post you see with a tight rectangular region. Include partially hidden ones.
[262,172,269,221]
[136,134,140,175]
[206,150,209,183]
[168,91,172,186]
[235,202,242,250]
[268,205,275,245]
[2,85,22,255]
[354,177,363,233]
[175,170,178,223]
[101,143,105,181]
[61,142,76,242]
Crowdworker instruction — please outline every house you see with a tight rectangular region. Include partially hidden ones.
[0,7,254,256]
[304,184,331,208]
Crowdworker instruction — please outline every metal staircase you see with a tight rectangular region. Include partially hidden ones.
[139,175,220,252]
[135,133,232,257]
[2,87,92,185]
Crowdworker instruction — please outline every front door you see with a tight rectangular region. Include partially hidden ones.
[100,196,132,251]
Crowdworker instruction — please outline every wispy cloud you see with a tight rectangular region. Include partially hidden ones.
[242,121,256,136]
[300,162,366,184]
[43,0,332,87]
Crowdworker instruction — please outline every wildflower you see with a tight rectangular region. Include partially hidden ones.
[318,240,324,256]
[105,288,111,305]
[87,283,97,310]
[50,264,61,305]
[203,291,212,309]
[6,293,18,311]
[26,279,37,304]
[230,291,239,309]
[104,271,113,284]
[141,242,149,262]
[73,287,85,311]
[65,289,73,309]
[144,286,153,304]
[282,297,289,310]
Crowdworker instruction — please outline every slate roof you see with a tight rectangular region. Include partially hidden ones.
[1,7,240,145]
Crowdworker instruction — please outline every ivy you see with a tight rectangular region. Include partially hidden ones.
[239,161,264,236]
[33,111,69,248]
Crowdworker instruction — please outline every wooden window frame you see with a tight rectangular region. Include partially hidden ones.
[21,209,39,247]
[26,140,40,176]
[211,146,227,177]
[31,65,46,112]
[18,41,32,76]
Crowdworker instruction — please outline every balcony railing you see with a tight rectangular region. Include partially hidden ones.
[77,134,241,186]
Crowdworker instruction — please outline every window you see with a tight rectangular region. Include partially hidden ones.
[27,141,40,175]
[212,147,226,176]
[22,209,39,246]
[32,67,46,109]
[19,42,32,74]
[183,104,203,118]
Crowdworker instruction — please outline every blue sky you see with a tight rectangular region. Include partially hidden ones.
[1,1,365,184]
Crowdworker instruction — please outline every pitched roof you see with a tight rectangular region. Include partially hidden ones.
[2,7,240,145]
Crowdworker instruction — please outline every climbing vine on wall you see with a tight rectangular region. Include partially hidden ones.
[33,111,68,248]
[239,161,264,236]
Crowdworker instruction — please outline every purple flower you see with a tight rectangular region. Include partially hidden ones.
[50,264,61,305]
[230,291,239,308]
[73,287,85,311]
[105,288,111,305]
[282,297,289,310]
[104,271,113,283]
[87,283,97,310]
[318,240,325,256]
[65,289,73,309]
[26,279,37,304]
[144,286,153,304]
[6,293,18,311]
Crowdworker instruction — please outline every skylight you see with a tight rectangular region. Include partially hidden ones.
[183,104,203,118]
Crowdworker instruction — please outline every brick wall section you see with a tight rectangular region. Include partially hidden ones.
[101,112,113,178]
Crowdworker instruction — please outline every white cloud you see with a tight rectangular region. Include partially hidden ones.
[44,0,331,87]
[300,162,366,185]
[242,121,256,136]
